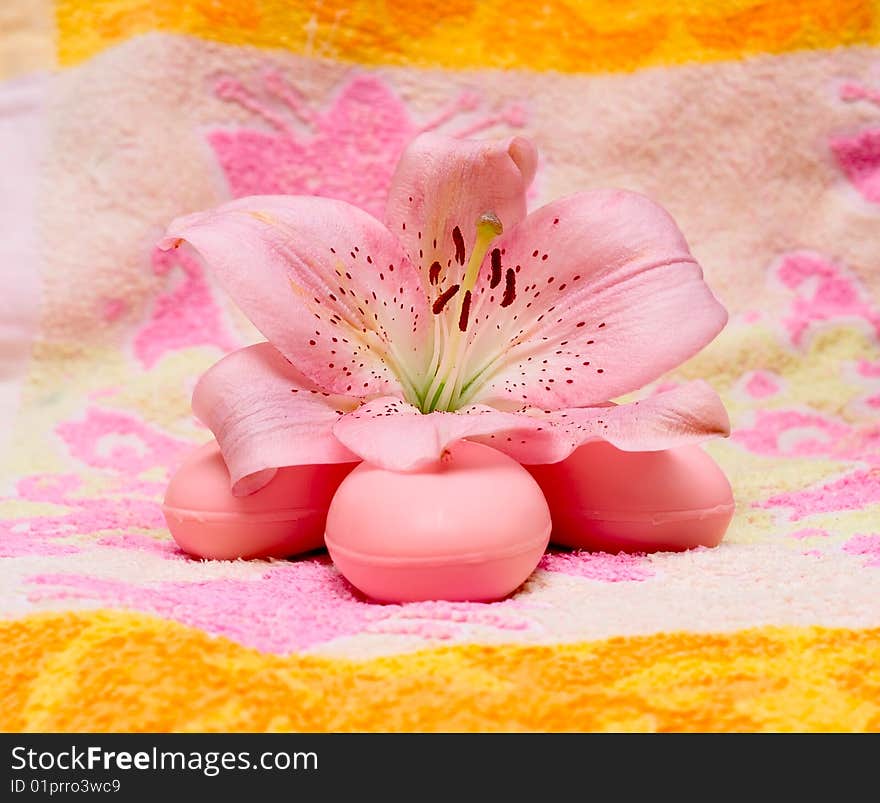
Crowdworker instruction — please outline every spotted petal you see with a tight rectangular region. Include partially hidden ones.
[470,381,731,463]
[458,190,728,410]
[161,195,432,399]
[331,381,728,471]
[332,397,560,472]
[192,343,358,495]
[385,133,537,293]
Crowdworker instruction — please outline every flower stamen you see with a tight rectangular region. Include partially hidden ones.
[432,283,460,314]
[458,290,473,332]
[501,267,517,307]
[452,225,466,265]
[422,212,503,411]
[429,260,442,285]
[490,248,502,289]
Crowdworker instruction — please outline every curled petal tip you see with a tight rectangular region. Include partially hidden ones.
[506,136,538,186]
[688,379,731,438]
[718,408,732,438]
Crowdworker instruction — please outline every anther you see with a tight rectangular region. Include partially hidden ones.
[429,260,442,285]
[452,226,466,266]
[490,248,502,289]
[433,284,460,314]
[458,291,472,332]
[501,268,516,307]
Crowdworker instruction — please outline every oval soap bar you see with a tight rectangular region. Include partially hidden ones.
[163,442,357,560]
[528,442,734,553]
[325,440,552,603]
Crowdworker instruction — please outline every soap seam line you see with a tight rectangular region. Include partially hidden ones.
[325,525,552,567]
[562,503,736,524]
[161,504,322,524]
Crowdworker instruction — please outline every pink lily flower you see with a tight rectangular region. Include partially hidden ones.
[160,134,729,496]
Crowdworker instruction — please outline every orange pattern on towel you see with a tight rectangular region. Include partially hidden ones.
[55,0,880,72]
[3,611,879,732]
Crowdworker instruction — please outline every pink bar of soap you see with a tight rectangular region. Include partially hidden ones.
[325,440,552,603]
[163,442,357,560]
[528,442,734,553]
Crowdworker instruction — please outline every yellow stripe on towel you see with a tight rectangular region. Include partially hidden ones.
[56,0,880,72]
[3,610,879,731]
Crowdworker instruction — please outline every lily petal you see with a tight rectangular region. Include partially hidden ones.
[192,343,359,495]
[161,195,431,399]
[471,381,731,463]
[333,382,729,471]
[385,133,537,291]
[461,190,728,409]
[332,396,558,472]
